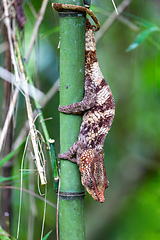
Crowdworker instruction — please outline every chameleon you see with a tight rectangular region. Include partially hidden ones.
[52,4,115,202]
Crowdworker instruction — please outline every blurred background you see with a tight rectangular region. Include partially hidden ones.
[0,0,160,239]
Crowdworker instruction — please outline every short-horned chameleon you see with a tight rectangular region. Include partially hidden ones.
[53,4,115,202]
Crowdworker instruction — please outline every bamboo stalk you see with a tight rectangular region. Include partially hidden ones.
[56,0,86,239]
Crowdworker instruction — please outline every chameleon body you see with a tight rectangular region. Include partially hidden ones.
[59,18,115,202]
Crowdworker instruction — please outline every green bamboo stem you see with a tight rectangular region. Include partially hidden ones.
[58,0,86,239]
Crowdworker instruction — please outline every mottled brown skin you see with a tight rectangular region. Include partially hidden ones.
[58,18,115,202]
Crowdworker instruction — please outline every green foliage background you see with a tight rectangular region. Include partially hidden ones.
[1,0,160,239]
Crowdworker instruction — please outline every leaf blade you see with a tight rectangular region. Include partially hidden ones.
[126,26,159,52]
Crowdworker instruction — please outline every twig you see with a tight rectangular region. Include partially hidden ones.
[15,27,57,158]
[13,79,59,150]
[28,2,38,18]
[0,66,44,101]
[26,0,49,62]
[17,133,30,238]
[92,8,139,33]
[0,186,56,208]
[1,0,20,153]
[95,0,132,43]
[14,33,47,186]
[56,168,60,240]
[41,185,47,240]
[0,0,15,22]
[2,0,19,83]
[41,78,59,108]
[117,15,139,32]
[111,0,118,15]
[0,88,19,152]
[1,0,47,183]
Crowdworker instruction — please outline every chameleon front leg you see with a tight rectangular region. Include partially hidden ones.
[58,140,85,163]
[58,76,96,114]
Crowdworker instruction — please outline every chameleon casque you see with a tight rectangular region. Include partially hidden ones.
[53,4,115,202]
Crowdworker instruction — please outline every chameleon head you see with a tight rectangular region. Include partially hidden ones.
[79,149,109,202]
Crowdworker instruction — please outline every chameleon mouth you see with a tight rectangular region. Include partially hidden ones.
[97,193,105,203]
[94,185,105,203]
[84,180,105,202]
[85,186,105,202]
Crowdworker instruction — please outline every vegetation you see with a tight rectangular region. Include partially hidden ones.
[0,0,160,239]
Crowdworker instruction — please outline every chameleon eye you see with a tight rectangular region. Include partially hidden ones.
[89,180,94,189]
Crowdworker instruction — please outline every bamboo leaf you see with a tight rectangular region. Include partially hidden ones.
[0,226,10,240]
[0,226,16,240]
[0,172,29,183]
[41,25,60,38]
[122,11,158,28]
[48,139,59,191]
[42,230,52,240]
[90,4,104,13]
[0,138,26,168]
[126,26,159,52]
